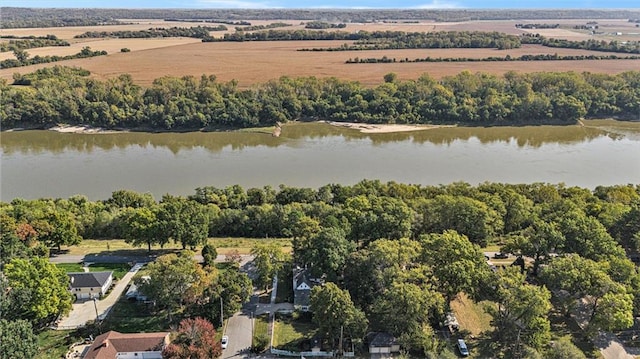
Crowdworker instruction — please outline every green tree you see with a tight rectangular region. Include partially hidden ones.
[540,255,633,333]
[162,317,222,359]
[137,251,208,322]
[416,195,501,246]
[251,242,287,292]
[202,243,218,267]
[503,220,564,276]
[420,230,491,302]
[157,197,210,250]
[106,189,155,208]
[0,319,39,359]
[310,283,368,350]
[487,267,551,353]
[371,282,444,354]
[545,337,587,359]
[3,257,72,326]
[119,206,158,252]
[298,227,355,282]
[38,209,82,251]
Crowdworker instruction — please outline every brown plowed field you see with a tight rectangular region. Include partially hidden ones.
[1,18,638,87]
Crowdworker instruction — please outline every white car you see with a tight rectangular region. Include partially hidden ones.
[221,336,229,349]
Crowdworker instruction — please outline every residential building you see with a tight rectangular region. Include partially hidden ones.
[69,271,113,300]
[83,330,170,359]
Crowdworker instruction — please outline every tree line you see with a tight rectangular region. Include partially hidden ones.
[0,35,69,52]
[521,34,640,54]
[1,181,639,357]
[1,47,106,69]
[345,53,640,63]
[2,66,640,130]
[236,22,292,31]
[75,25,227,40]
[304,21,347,29]
[0,47,107,69]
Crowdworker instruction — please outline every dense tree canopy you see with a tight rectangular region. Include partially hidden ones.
[0,319,39,359]
[2,257,72,326]
[3,68,640,130]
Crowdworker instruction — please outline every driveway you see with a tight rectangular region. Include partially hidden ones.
[56,263,144,329]
[222,311,254,359]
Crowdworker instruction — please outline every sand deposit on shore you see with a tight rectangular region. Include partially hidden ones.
[49,125,124,134]
[327,121,454,133]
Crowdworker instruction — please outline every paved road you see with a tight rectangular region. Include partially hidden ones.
[222,311,254,359]
[56,263,144,329]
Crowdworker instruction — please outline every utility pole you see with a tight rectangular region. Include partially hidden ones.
[220,296,224,329]
[339,325,344,357]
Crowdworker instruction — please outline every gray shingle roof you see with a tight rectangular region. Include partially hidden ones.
[68,271,113,288]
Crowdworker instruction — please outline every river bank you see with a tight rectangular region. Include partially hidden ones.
[41,122,455,135]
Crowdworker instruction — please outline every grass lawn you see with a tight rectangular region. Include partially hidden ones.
[88,263,131,280]
[273,313,317,351]
[253,314,270,348]
[64,237,292,256]
[102,297,169,333]
[55,263,84,273]
[450,293,493,336]
[36,329,80,359]
[209,237,292,255]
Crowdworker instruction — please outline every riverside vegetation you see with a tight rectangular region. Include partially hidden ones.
[1,181,639,357]
[2,66,639,131]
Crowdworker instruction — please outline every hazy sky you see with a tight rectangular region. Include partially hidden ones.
[2,0,638,9]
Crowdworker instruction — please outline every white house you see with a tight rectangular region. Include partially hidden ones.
[68,271,113,300]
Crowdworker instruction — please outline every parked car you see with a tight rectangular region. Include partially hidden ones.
[457,339,469,356]
[221,336,229,349]
[493,252,509,259]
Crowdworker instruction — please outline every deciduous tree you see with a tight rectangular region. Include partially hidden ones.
[3,257,72,326]
[310,283,368,350]
[162,317,222,359]
[0,319,38,359]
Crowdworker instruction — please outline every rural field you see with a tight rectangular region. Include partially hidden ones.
[1,18,639,87]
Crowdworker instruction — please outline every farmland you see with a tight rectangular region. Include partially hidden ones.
[1,18,639,87]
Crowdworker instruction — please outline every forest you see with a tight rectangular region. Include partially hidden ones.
[1,181,639,357]
[2,66,639,130]
[2,7,640,28]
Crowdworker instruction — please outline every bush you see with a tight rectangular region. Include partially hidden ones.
[120,48,130,52]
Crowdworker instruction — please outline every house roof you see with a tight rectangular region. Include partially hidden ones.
[369,332,398,348]
[293,267,319,307]
[83,330,170,359]
[68,271,113,289]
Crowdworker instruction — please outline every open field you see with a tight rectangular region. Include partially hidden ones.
[0,37,202,61]
[2,39,638,87]
[62,238,291,256]
[1,18,638,87]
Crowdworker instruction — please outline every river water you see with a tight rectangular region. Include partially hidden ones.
[1,120,639,201]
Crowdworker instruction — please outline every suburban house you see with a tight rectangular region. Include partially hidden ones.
[293,267,322,312]
[82,330,170,359]
[367,332,400,359]
[68,271,113,300]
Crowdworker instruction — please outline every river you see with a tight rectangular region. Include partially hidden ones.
[1,120,639,201]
